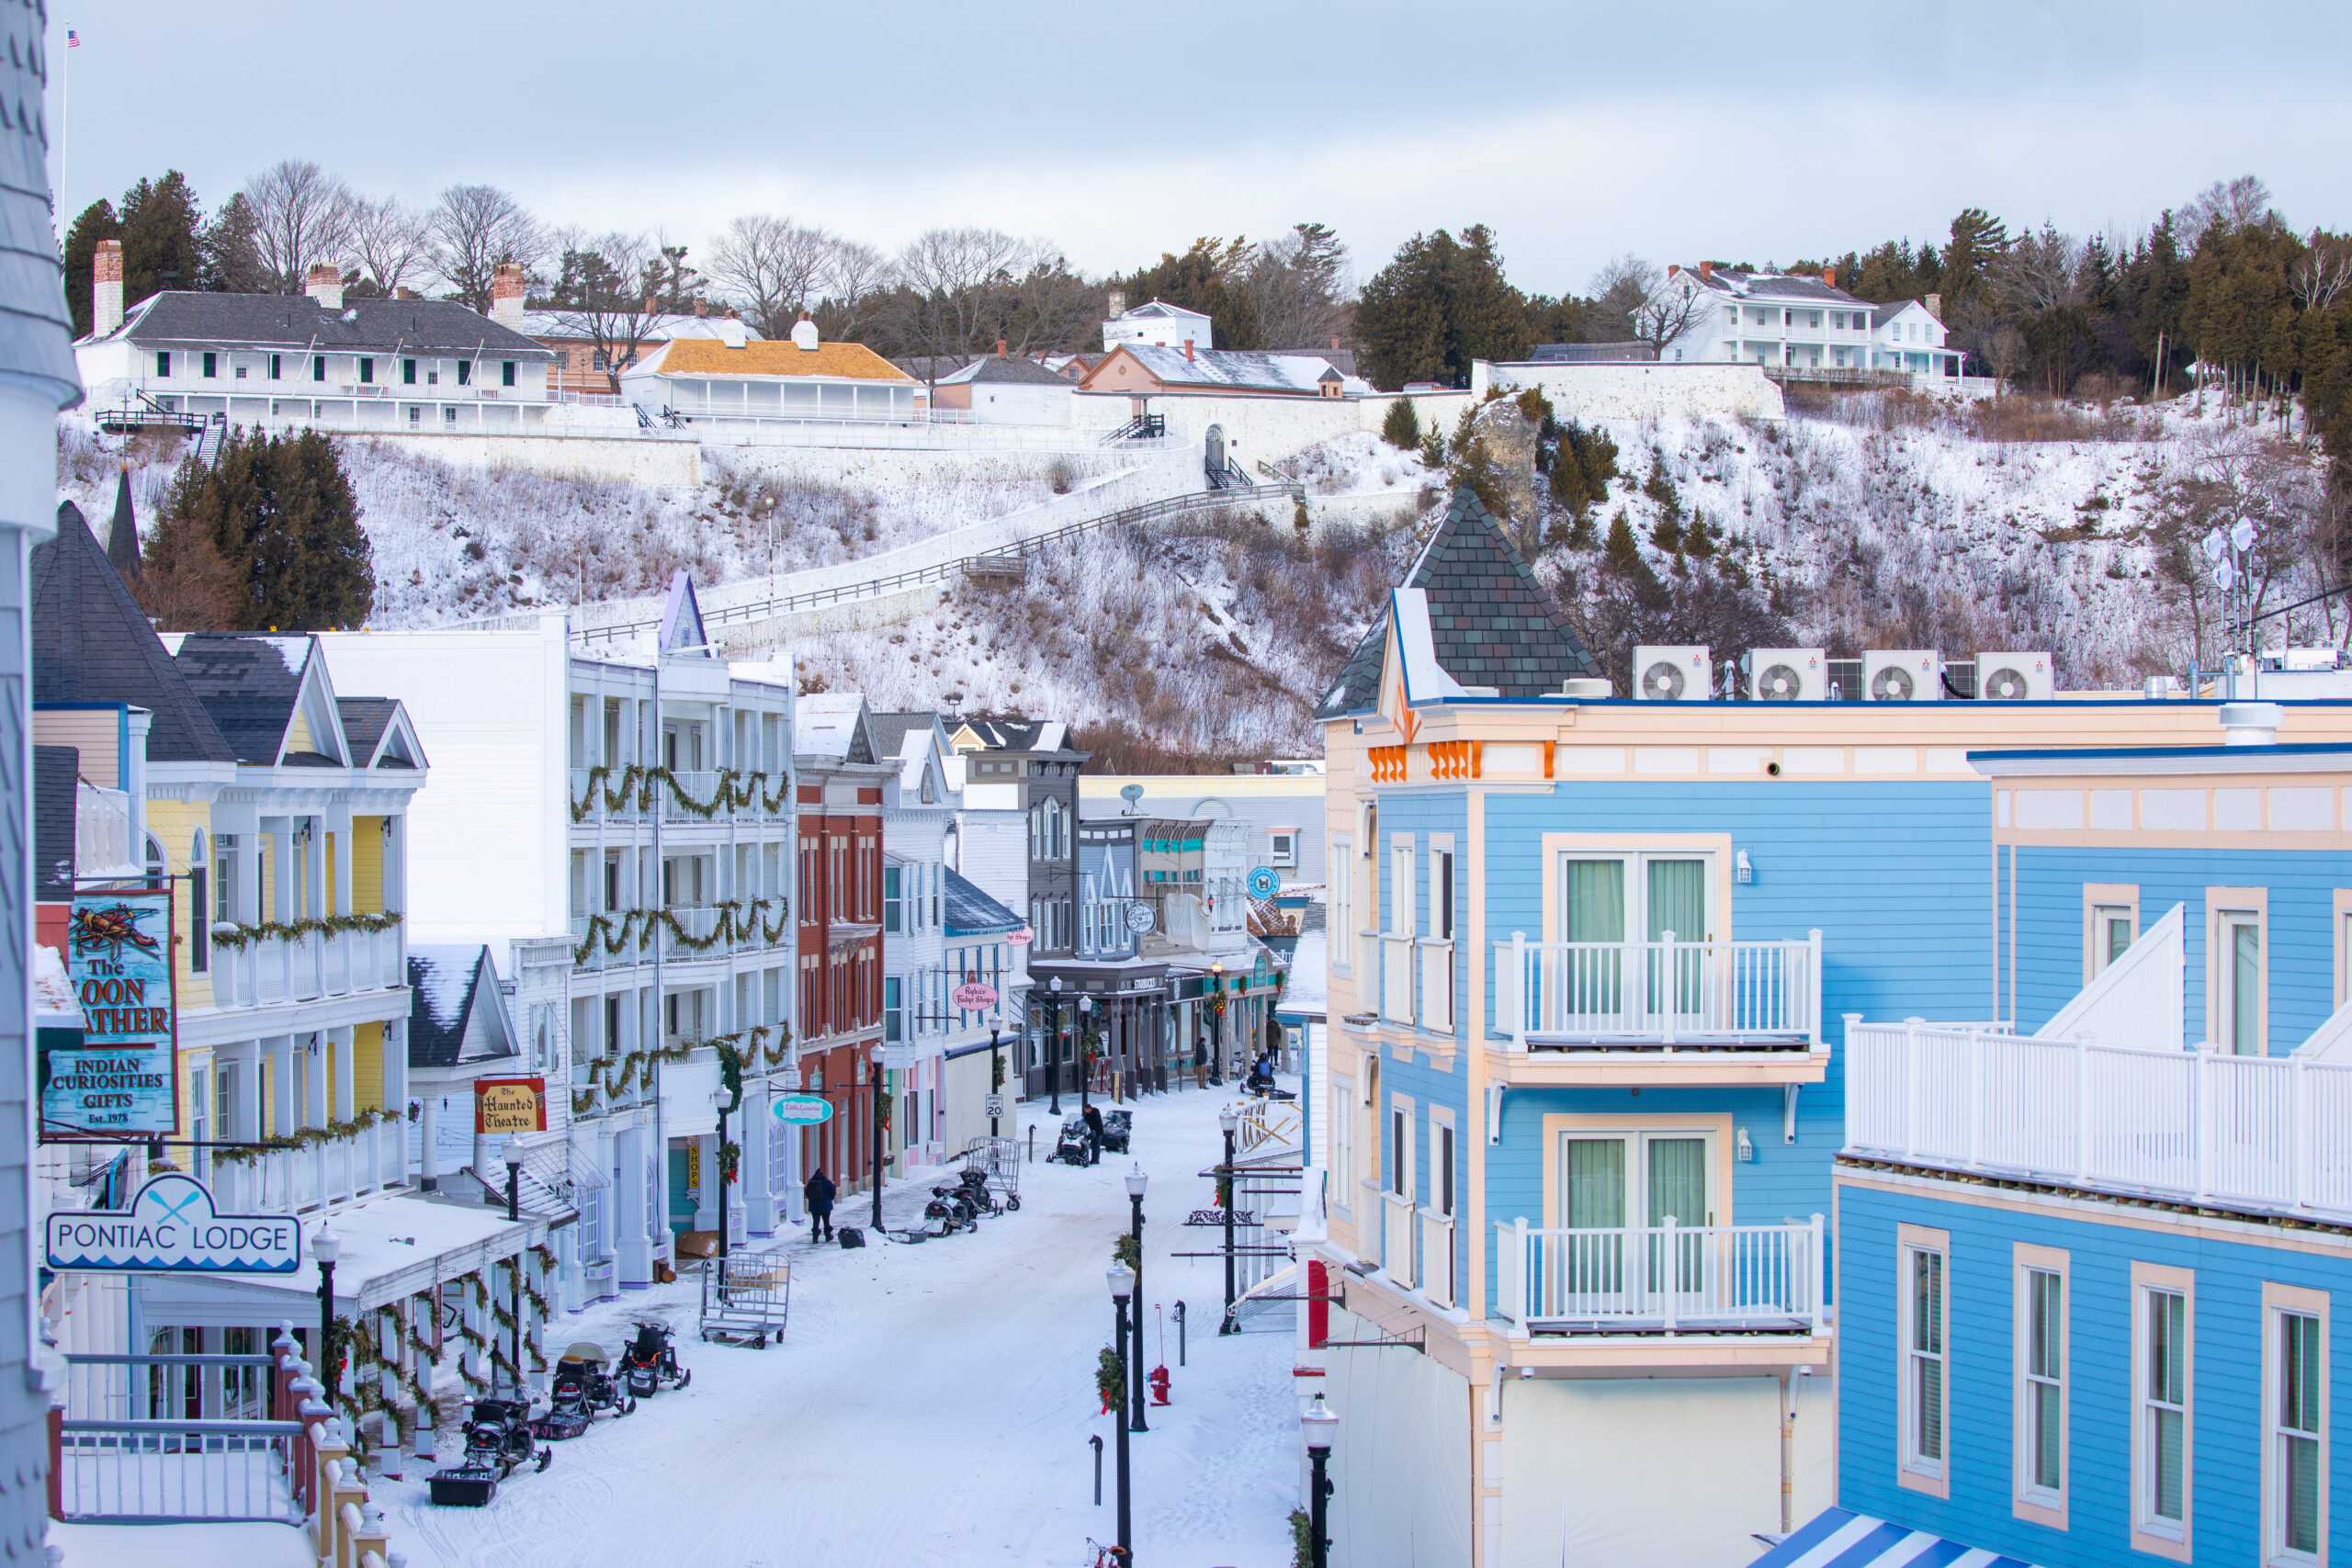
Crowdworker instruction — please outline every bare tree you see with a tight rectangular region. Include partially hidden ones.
[888,227,1033,386]
[429,184,546,312]
[1991,223,2086,314]
[707,214,839,338]
[241,159,357,293]
[1588,254,1658,341]
[2178,175,2278,249]
[1247,222,1352,350]
[2291,231,2352,313]
[1629,274,1708,358]
[346,196,434,297]
[544,230,660,392]
[815,239,890,342]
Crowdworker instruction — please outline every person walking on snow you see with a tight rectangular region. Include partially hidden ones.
[804,1166,837,1243]
[1082,1102,1104,1167]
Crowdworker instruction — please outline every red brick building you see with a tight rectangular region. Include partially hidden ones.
[793,694,889,1198]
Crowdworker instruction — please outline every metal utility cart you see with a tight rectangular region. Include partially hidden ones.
[697,1251,791,1348]
[962,1135,1021,1210]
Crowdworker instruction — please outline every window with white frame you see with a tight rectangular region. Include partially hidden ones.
[1390,1105,1411,1200]
[1329,1074,1353,1206]
[2092,903,2136,976]
[1268,830,1297,868]
[1329,840,1352,971]
[2137,1277,2192,1542]
[1389,843,1415,937]
[2017,1252,2066,1516]
[2218,908,2264,1055]
[2267,1292,2326,1564]
[1901,1232,1949,1484]
[1560,852,1713,944]
[1432,851,1454,942]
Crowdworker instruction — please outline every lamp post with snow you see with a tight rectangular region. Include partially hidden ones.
[1078,994,1094,1112]
[1302,1393,1337,1568]
[502,1138,526,1393]
[871,1046,887,1231]
[1108,1262,1136,1562]
[1048,976,1065,1115]
[711,1084,739,1262]
[313,1224,340,1404]
[1125,1167,1148,1433]
[1208,962,1224,1085]
[1217,1105,1239,1333]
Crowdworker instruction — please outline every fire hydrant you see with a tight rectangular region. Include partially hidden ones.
[1149,1363,1171,1406]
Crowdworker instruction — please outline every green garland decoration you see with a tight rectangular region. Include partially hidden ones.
[210,909,404,953]
[571,1023,795,1116]
[211,1105,403,1168]
[571,898,791,965]
[569,763,795,824]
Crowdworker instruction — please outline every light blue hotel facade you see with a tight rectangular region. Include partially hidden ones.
[1302,491,2334,1568]
[1830,734,2352,1568]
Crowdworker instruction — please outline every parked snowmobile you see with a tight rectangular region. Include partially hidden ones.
[428,1394,551,1506]
[621,1319,692,1397]
[532,1342,634,1438]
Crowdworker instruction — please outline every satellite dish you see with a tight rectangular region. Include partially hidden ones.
[1870,666,1915,702]
[1119,784,1145,803]
[1640,660,1685,700]
[1757,663,1804,701]
[1982,664,2031,700]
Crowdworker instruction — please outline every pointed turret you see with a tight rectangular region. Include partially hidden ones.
[105,466,142,582]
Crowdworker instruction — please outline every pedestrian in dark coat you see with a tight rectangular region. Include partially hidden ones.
[1082,1102,1104,1166]
[804,1167,837,1242]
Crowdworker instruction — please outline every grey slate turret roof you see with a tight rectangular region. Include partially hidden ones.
[31,503,237,764]
[1313,487,1595,719]
[171,635,321,765]
[105,468,142,581]
[0,3,82,412]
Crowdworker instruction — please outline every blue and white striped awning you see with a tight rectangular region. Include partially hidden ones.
[1752,1509,2043,1568]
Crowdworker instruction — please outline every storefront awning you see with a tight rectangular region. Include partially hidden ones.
[1753,1509,2043,1568]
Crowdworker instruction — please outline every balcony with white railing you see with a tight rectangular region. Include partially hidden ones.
[212,922,404,1010]
[1493,1215,1826,1336]
[1846,1019,2352,1221]
[1493,931,1823,1074]
[1379,933,1416,1027]
[1420,1210,1457,1307]
[208,1115,407,1216]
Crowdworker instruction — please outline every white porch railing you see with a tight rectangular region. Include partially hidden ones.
[1381,1192,1417,1289]
[1421,1211,1456,1307]
[1494,931,1822,1049]
[1847,1019,2352,1219]
[209,1117,407,1216]
[213,925,404,1009]
[1493,1216,1826,1331]
[1380,933,1416,1027]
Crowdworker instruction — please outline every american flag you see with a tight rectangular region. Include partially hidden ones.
[66,29,78,46]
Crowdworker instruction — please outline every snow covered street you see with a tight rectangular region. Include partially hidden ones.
[387,1083,1302,1568]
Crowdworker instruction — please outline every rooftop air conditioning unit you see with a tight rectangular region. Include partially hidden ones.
[1863,649,1941,702]
[1975,651,2053,702]
[1749,649,1827,703]
[1633,645,1711,702]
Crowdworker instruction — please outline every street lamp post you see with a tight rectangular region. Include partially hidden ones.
[1302,1393,1337,1568]
[1208,963,1224,1086]
[1048,977,1064,1115]
[710,1087,735,1263]
[870,1047,886,1231]
[988,1028,1002,1139]
[1079,995,1093,1114]
[313,1224,340,1411]
[1217,1106,1238,1335]
[1125,1168,1148,1433]
[1107,1262,1136,1563]
[501,1138,526,1395]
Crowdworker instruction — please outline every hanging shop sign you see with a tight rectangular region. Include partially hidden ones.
[953,981,1000,1011]
[1123,901,1157,934]
[771,1094,835,1126]
[475,1077,548,1134]
[1246,866,1280,899]
[46,1173,300,1273]
[46,891,179,1140]
[1007,926,1035,947]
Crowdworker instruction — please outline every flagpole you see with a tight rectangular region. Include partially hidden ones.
[57,24,69,224]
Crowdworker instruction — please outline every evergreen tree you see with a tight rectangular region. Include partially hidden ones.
[1116,238,1261,349]
[136,463,243,629]
[119,172,205,305]
[1354,226,1531,389]
[62,198,119,337]
[1379,397,1420,450]
[198,194,267,293]
[164,430,374,629]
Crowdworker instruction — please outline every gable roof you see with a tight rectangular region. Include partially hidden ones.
[1685,269,1864,306]
[336,696,424,769]
[1084,343,1341,395]
[102,291,554,358]
[170,634,343,766]
[795,693,878,765]
[30,503,237,764]
[934,355,1072,387]
[1117,300,1211,322]
[635,336,915,383]
[1870,299,1938,328]
[657,571,707,653]
[944,866,1023,937]
[870,710,938,761]
[407,944,516,1068]
[946,716,1080,756]
[518,309,763,344]
[1314,488,1595,718]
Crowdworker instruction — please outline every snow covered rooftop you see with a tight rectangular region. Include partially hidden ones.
[1686,268,1865,306]
[519,310,763,344]
[795,693,876,763]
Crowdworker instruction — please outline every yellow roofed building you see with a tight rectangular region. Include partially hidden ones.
[620,313,920,425]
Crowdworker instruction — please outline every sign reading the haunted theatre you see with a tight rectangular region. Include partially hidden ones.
[45,891,179,1139]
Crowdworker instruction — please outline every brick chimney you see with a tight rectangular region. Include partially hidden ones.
[393,287,418,301]
[1924,292,1942,321]
[1668,264,1681,279]
[91,239,124,336]
[643,296,657,316]
[1822,265,1838,289]
[789,311,818,352]
[996,338,1007,358]
[1107,288,1126,318]
[1331,334,1341,352]
[489,263,526,331]
[1183,338,1193,362]
[694,297,708,317]
[722,309,750,351]
[307,263,344,310]
[1699,260,1713,280]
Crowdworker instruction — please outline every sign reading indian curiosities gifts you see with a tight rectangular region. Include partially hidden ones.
[47,890,179,1138]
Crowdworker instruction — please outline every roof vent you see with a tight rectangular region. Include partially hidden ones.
[2220,701,2283,746]
[1561,677,1613,700]
[790,313,818,352]
[721,310,749,351]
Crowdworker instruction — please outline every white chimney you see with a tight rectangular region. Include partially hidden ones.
[91,239,124,336]
[490,263,527,332]
[788,312,818,352]
[307,264,344,310]
[719,310,749,351]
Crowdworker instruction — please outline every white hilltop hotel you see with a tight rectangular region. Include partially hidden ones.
[1658,261,1964,382]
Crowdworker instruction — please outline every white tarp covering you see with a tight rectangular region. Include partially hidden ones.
[1323,1306,1472,1567]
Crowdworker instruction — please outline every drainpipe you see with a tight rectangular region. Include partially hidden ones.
[650,658,666,1266]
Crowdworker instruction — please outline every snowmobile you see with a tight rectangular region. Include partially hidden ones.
[428,1394,551,1506]
[924,1183,978,1235]
[1100,1110,1133,1155]
[1054,1117,1093,1167]
[621,1319,692,1398]
[532,1342,634,1439]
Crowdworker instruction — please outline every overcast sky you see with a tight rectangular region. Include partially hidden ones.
[44,1,2352,297]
